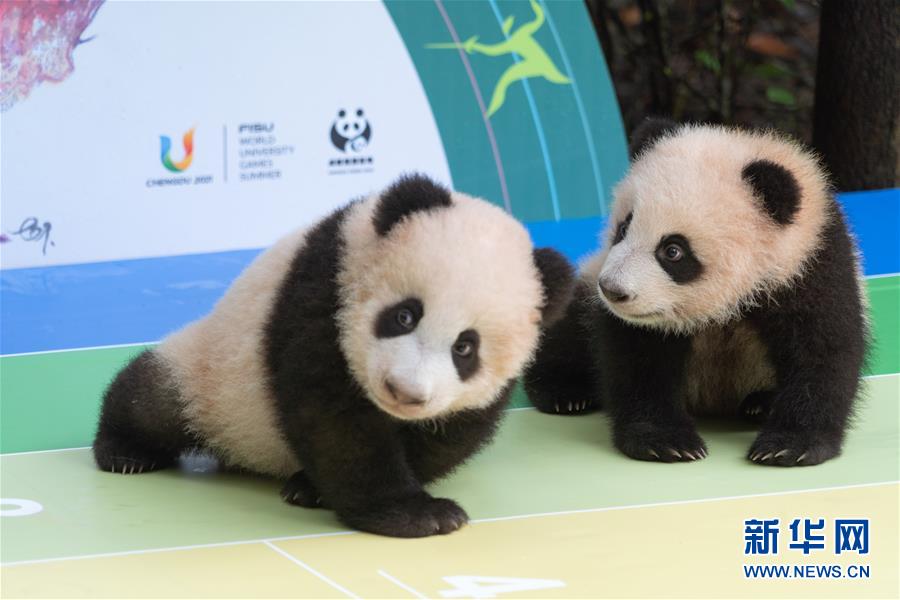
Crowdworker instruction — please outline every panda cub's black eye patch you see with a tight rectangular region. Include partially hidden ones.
[612,212,633,245]
[655,234,703,284]
[452,329,480,381]
[374,298,424,338]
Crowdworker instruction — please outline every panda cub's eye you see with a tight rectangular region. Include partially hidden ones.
[663,243,684,261]
[453,340,473,357]
[396,308,415,329]
[612,212,633,245]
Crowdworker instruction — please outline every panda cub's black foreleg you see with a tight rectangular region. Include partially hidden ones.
[280,471,326,509]
[93,350,196,474]
[598,311,708,462]
[746,326,860,467]
[524,282,600,415]
[281,402,468,538]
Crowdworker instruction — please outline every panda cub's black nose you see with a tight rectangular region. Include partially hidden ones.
[599,278,630,303]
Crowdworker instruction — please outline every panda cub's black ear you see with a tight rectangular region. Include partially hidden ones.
[629,117,680,159]
[741,159,801,225]
[533,248,576,326]
[373,173,453,236]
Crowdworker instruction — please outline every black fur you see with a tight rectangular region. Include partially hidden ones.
[742,159,801,225]
[742,205,866,465]
[533,247,577,327]
[629,117,680,158]
[612,212,633,245]
[262,205,512,537]
[452,330,481,381]
[374,298,424,338]
[524,281,600,415]
[591,303,708,462]
[373,173,453,236]
[655,234,704,284]
[93,351,199,474]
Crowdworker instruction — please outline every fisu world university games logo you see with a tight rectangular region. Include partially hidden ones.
[159,127,195,172]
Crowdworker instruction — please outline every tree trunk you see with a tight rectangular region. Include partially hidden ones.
[813,0,899,192]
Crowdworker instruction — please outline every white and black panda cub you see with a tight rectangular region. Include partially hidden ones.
[526,118,867,467]
[93,174,574,537]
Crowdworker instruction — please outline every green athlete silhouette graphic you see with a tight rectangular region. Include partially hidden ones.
[428,0,570,117]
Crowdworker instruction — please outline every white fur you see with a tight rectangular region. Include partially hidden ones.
[156,229,309,478]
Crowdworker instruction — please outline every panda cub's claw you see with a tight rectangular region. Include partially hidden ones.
[93,435,173,475]
[615,423,708,463]
[747,430,841,467]
[541,397,595,416]
[281,471,326,509]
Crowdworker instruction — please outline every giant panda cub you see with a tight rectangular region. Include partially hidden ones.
[526,119,867,467]
[93,174,574,537]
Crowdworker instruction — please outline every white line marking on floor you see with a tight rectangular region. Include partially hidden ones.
[1,341,156,359]
[2,481,896,568]
[378,569,429,599]
[1,446,91,457]
[0,531,357,567]
[264,540,360,599]
[472,480,900,524]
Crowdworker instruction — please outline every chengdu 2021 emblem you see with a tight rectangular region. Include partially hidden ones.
[160,127,195,172]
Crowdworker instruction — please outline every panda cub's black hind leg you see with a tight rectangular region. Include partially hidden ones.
[739,390,776,423]
[524,282,599,415]
[93,350,196,475]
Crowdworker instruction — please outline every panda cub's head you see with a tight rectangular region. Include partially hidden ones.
[594,119,831,333]
[338,175,573,420]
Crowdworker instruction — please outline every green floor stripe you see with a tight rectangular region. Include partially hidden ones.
[2,276,897,453]
[868,275,900,376]
[1,345,152,454]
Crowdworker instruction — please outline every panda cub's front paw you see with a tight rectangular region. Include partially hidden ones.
[748,430,841,466]
[280,471,326,509]
[338,493,469,538]
[614,422,708,463]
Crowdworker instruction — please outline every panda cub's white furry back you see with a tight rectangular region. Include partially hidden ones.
[526,118,867,467]
[94,174,574,538]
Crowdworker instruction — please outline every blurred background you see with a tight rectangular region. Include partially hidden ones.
[587,0,898,191]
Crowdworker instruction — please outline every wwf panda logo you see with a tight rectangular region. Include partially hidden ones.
[330,108,372,153]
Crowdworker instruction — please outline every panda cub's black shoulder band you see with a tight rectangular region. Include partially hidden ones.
[373,174,453,236]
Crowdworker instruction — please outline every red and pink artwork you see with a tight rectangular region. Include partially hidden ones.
[0,0,104,111]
